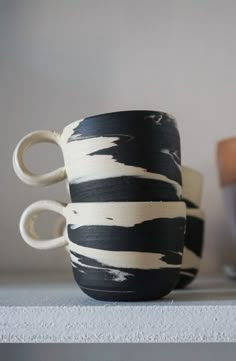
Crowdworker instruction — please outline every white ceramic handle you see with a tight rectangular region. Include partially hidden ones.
[20,200,68,250]
[13,130,66,186]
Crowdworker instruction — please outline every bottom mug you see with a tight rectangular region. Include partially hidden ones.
[176,208,205,289]
[20,201,186,301]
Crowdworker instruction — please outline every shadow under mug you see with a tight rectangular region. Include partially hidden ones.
[20,200,186,301]
[176,208,205,289]
[13,110,182,202]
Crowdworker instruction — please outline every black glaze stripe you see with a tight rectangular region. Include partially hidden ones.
[68,111,178,143]
[77,285,175,301]
[175,271,197,289]
[68,111,181,183]
[67,217,186,252]
[69,177,181,202]
[72,255,180,286]
[185,216,205,257]
[73,268,180,300]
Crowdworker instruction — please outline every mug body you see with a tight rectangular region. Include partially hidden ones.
[182,166,203,208]
[64,201,186,301]
[61,110,182,202]
[176,208,205,289]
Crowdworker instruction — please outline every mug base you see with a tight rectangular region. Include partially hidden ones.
[72,267,180,302]
[79,286,172,302]
[175,269,198,289]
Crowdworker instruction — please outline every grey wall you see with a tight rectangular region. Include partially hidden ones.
[1,0,236,276]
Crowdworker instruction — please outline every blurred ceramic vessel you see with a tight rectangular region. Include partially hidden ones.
[217,138,236,238]
[217,137,236,279]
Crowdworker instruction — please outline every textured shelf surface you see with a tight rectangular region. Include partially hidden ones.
[1,276,236,343]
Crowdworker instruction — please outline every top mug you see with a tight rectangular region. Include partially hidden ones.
[13,110,182,202]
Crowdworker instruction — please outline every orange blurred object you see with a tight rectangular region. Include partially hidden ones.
[217,137,236,186]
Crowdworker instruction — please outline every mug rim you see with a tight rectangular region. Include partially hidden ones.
[63,109,177,132]
[186,208,205,220]
[182,165,203,179]
[64,200,186,207]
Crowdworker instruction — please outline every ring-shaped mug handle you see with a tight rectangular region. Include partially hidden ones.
[20,200,68,250]
[13,130,66,186]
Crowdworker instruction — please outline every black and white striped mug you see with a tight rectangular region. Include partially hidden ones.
[176,167,204,288]
[13,110,182,202]
[20,200,186,301]
[60,168,205,291]
[176,208,205,289]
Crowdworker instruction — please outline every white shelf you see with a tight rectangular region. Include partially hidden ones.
[1,276,236,343]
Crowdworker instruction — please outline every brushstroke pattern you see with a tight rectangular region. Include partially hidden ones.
[61,111,182,201]
[65,201,186,300]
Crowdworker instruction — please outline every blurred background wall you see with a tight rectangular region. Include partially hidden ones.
[1,0,236,277]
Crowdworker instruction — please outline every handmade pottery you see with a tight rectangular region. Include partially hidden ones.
[13,110,182,201]
[20,200,186,301]
[176,208,205,289]
[175,166,204,288]
[181,166,203,208]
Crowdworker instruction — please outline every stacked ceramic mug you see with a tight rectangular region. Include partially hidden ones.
[179,166,205,288]
[13,110,205,301]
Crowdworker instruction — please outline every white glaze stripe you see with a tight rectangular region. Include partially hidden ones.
[181,247,200,270]
[61,135,182,197]
[69,242,180,270]
[182,166,203,207]
[186,208,205,220]
[70,253,133,282]
[65,202,186,228]
[62,119,84,141]
[180,271,195,277]
[80,286,135,293]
